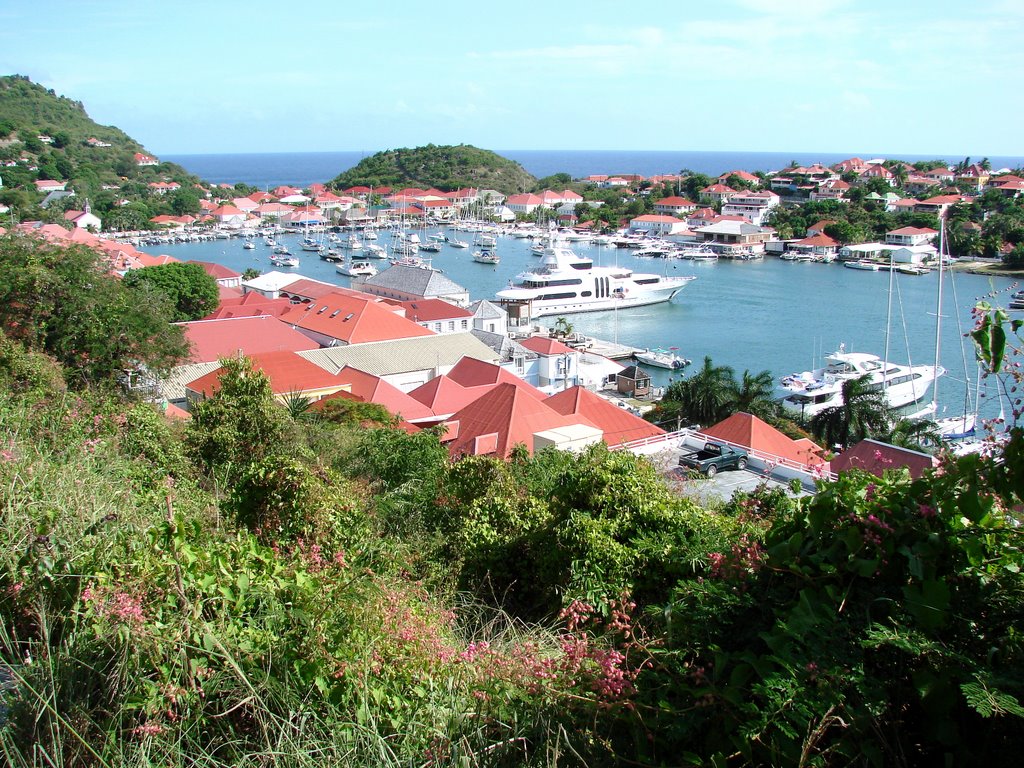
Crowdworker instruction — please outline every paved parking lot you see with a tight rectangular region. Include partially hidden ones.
[666,465,810,504]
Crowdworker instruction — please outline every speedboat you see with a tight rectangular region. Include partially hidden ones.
[448,238,469,248]
[270,254,299,268]
[843,260,880,271]
[495,237,696,317]
[243,241,256,250]
[634,347,691,370]
[363,243,387,259]
[778,346,944,418]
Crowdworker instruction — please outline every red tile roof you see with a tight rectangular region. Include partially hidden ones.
[179,316,320,363]
[447,383,594,458]
[186,350,347,398]
[544,386,663,445]
[187,260,241,280]
[830,438,936,479]
[446,357,544,395]
[519,336,575,356]
[399,298,473,322]
[278,291,435,345]
[329,365,435,421]
[407,375,479,415]
[700,412,826,468]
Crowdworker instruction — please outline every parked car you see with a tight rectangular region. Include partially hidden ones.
[678,442,748,477]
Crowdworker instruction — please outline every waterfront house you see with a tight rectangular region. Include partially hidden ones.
[149,181,181,195]
[506,193,544,215]
[694,220,774,254]
[468,299,508,336]
[628,214,688,235]
[986,175,1024,198]
[654,196,698,216]
[210,204,247,228]
[885,226,937,247]
[921,167,955,184]
[789,234,839,260]
[836,242,889,262]
[545,386,664,446]
[133,152,158,166]
[891,245,937,265]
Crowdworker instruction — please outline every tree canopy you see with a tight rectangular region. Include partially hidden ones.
[121,262,219,322]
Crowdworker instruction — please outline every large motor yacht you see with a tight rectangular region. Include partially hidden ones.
[495,240,695,317]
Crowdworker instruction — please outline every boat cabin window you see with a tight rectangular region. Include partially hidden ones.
[580,291,592,297]
[540,292,578,301]
[633,277,659,285]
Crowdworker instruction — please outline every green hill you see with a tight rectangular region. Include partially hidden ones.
[0,74,203,223]
[329,144,537,195]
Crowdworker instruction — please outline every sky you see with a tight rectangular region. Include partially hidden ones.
[1,1,1021,157]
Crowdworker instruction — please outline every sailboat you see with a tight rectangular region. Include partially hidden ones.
[928,220,979,441]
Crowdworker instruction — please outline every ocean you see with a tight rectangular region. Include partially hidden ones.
[164,150,1024,190]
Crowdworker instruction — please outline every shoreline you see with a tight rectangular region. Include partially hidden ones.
[950,261,1024,279]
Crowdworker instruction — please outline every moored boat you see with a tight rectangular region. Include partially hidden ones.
[634,347,691,370]
[495,237,696,317]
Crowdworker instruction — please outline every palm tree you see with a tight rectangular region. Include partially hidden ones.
[679,356,736,426]
[729,369,779,419]
[880,417,941,452]
[810,375,892,449]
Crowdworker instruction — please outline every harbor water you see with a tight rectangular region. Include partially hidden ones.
[142,229,1019,425]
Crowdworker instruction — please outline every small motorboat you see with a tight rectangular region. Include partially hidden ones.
[634,347,690,370]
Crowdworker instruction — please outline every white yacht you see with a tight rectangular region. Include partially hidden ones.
[778,347,944,418]
[495,239,696,317]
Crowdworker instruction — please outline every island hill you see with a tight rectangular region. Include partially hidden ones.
[328,144,539,196]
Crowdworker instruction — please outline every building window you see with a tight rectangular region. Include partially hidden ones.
[514,355,525,373]
[461,320,468,330]
[448,321,455,331]
[434,322,441,332]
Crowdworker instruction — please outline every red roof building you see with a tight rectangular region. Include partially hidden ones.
[185,350,351,403]
[446,383,599,458]
[830,438,937,479]
[699,412,827,469]
[278,291,435,346]
[320,366,436,422]
[178,316,320,363]
[544,386,664,446]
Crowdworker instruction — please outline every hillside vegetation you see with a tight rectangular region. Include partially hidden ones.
[0,230,1022,766]
[0,75,203,226]
[329,144,537,195]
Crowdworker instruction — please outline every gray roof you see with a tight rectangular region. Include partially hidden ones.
[470,329,534,361]
[469,299,505,320]
[357,265,466,297]
[297,333,498,377]
[40,190,76,209]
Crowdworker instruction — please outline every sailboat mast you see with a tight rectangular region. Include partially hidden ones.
[931,218,946,413]
[883,248,895,392]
